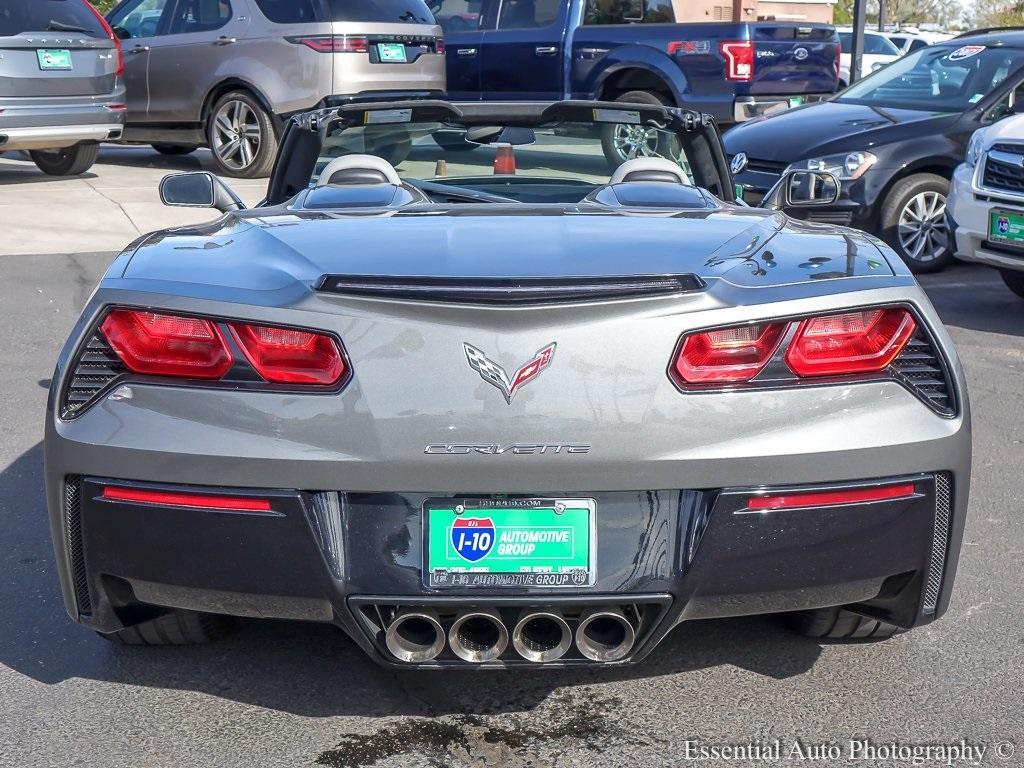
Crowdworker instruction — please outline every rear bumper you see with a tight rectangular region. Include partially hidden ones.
[0,92,125,150]
[50,470,966,668]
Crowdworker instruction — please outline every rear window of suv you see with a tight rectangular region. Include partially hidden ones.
[323,0,435,24]
[0,0,107,37]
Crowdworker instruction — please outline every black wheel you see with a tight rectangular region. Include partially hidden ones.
[600,90,678,168]
[364,126,412,167]
[152,143,197,156]
[431,129,477,152]
[29,143,99,175]
[785,607,901,640]
[207,90,277,179]
[999,269,1024,300]
[101,610,231,646]
[880,173,954,273]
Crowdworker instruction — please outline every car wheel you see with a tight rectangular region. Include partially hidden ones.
[880,173,954,273]
[207,91,278,179]
[100,610,231,645]
[999,269,1024,300]
[600,90,678,168]
[785,607,901,640]
[431,129,477,152]
[29,144,100,176]
[152,143,197,156]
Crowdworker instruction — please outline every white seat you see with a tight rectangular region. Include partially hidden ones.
[608,157,690,185]
[316,154,403,187]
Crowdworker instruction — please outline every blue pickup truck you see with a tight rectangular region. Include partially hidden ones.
[433,0,839,154]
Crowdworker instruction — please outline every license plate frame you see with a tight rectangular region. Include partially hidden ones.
[37,49,73,71]
[377,43,408,63]
[989,208,1024,249]
[423,497,596,589]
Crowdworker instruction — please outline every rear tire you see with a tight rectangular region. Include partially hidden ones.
[600,90,678,168]
[785,607,901,640]
[102,610,231,645]
[29,143,99,175]
[880,173,954,273]
[152,143,197,156]
[207,90,277,179]
[999,269,1024,300]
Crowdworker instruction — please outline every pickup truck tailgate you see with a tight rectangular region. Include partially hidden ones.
[748,24,839,95]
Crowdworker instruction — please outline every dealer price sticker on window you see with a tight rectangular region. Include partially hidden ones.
[424,498,595,588]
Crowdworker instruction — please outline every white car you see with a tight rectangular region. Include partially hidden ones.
[884,32,932,55]
[837,29,902,87]
[948,113,1024,299]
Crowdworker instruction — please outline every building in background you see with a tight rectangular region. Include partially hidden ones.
[673,0,835,23]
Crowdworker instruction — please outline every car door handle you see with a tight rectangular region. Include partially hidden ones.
[456,48,477,57]
[215,36,237,45]
[128,45,150,54]
[535,46,558,56]
[578,47,609,59]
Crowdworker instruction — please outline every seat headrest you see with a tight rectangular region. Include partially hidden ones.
[608,157,690,186]
[317,154,403,187]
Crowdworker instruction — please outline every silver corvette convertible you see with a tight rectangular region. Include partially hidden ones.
[45,100,970,667]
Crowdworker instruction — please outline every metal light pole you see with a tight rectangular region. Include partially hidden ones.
[878,0,887,32]
[849,0,868,84]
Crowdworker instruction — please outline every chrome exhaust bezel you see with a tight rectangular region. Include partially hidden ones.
[384,609,445,663]
[512,610,572,662]
[575,607,636,662]
[448,609,509,663]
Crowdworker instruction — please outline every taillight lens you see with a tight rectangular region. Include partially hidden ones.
[85,1,125,76]
[435,38,446,54]
[672,322,787,384]
[720,40,754,82]
[290,35,368,53]
[786,308,917,377]
[100,310,233,379]
[231,323,345,385]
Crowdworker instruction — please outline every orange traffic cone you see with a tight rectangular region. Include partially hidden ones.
[493,144,515,175]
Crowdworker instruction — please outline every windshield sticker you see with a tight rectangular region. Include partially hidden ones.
[969,93,984,104]
[948,45,985,61]
[592,108,641,125]
[363,109,412,125]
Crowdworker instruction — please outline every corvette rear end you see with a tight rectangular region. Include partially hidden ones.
[44,101,970,667]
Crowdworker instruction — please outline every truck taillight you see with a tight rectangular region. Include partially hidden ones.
[720,40,754,82]
[289,35,368,53]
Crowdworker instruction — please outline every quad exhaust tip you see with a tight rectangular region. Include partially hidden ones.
[575,607,636,662]
[448,609,508,663]
[512,610,572,663]
[385,609,445,663]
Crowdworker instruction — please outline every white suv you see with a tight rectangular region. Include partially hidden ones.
[948,112,1024,300]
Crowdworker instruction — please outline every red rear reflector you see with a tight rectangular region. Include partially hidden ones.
[785,308,916,377]
[673,322,787,384]
[435,38,446,54]
[230,323,345,385]
[100,310,233,379]
[747,483,916,510]
[102,486,272,512]
[720,40,754,81]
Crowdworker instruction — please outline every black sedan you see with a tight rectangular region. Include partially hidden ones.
[724,29,1024,272]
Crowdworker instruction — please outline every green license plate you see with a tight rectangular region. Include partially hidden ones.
[425,498,595,588]
[989,209,1024,247]
[37,49,72,70]
[789,96,805,108]
[377,43,408,63]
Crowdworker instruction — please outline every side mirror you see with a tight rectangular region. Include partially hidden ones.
[111,25,131,40]
[159,172,244,213]
[761,170,840,210]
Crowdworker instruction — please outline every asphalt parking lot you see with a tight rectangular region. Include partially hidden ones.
[1,148,1022,768]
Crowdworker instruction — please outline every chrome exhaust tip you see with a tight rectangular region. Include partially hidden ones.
[384,609,445,663]
[512,610,572,663]
[575,607,636,662]
[448,609,508,663]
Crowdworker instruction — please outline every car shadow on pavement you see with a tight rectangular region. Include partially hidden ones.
[919,264,1024,337]
[0,442,826,719]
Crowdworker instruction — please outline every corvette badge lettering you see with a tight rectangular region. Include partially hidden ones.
[464,341,556,403]
[424,443,592,455]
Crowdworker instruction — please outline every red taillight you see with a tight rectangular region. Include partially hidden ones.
[435,38,446,54]
[102,486,272,512]
[720,40,754,82]
[230,323,345,385]
[85,1,124,76]
[747,483,916,511]
[672,322,787,384]
[785,308,917,377]
[291,35,368,53]
[100,310,233,379]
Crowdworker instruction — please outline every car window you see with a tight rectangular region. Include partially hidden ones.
[985,80,1024,122]
[496,0,561,29]
[108,0,172,38]
[323,0,435,24]
[251,0,320,24]
[908,38,928,51]
[168,0,231,33]
[433,0,490,32]
[889,36,907,48]
[583,0,674,24]
[838,32,900,56]
[0,0,108,37]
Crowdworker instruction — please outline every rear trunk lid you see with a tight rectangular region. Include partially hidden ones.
[746,23,839,96]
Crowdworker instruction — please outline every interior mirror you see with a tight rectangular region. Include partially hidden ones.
[159,172,244,213]
[761,170,840,210]
[465,126,537,146]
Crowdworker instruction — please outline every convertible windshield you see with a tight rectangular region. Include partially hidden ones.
[838,44,1024,112]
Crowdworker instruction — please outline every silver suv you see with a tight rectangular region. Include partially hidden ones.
[0,0,126,176]
[106,0,445,178]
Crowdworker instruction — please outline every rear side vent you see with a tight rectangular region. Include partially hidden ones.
[922,473,953,615]
[62,330,127,418]
[890,329,956,417]
[64,476,91,616]
[317,274,704,304]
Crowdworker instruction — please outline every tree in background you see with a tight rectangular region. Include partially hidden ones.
[834,0,965,27]
[89,0,118,14]
[968,0,1024,26]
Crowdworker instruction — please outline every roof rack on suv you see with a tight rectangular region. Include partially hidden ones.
[954,26,1024,38]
